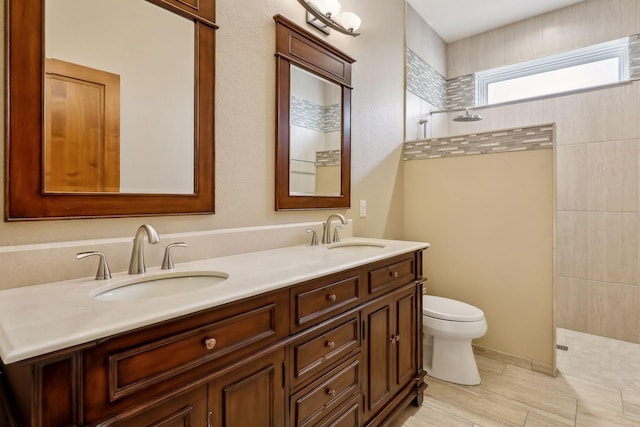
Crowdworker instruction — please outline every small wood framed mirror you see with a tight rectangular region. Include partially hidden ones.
[273,15,355,210]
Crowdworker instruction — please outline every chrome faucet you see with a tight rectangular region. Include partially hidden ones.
[128,224,160,274]
[322,214,348,244]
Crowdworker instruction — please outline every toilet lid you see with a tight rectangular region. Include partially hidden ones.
[423,295,485,322]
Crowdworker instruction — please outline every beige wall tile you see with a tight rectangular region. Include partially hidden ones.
[555,277,590,332]
[586,281,605,336]
[406,3,446,76]
[542,3,587,56]
[587,140,638,212]
[470,28,505,72]
[551,93,589,145]
[503,100,552,129]
[586,0,637,45]
[406,91,423,141]
[446,38,471,79]
[589,281,638,342]
[585,84,639,143]
[638,280,640,343]
[556,211,589,279]
[504,17,543,65]
[587,212,638,285]
[556,145,588,211]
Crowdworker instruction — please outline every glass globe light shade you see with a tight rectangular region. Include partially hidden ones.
[336,11,361,32]
[320,0,341,17]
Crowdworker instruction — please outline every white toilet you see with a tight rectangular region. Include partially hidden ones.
[422,295,487,385]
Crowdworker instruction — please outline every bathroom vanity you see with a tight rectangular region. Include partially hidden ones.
[0,238,428,426]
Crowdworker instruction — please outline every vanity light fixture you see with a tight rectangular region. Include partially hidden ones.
[297,0,361,37]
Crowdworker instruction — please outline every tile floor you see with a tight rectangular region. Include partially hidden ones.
[390,328,640,426]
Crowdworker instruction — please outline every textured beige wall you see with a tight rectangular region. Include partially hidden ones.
[0,0,406,288]
[404,150,554,365]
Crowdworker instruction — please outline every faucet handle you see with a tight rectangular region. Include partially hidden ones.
[162,242,187,270]
[306,229,319,246]
[332,226,343,243]
[76,251,111,280]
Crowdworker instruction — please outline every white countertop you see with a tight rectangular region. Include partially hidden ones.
[0,238,429,364]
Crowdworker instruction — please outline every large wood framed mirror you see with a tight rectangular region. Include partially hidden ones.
[5,0,217,220]
[274,15,355,210]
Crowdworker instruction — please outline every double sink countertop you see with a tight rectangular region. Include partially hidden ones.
[0,238,429,364]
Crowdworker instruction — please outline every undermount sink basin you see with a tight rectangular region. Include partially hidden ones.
[326,240,386,250]
[92,272,229,302]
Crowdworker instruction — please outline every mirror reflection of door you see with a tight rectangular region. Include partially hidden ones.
[44,0,195,195]
[45,58,120,192]
[289,65,342,196]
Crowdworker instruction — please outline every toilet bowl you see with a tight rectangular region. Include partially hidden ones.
[422,295,487,385]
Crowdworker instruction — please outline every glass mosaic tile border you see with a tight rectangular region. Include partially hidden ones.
[291,96,341,132]
[316,150,341,167]
[403,124,554,160]
[406,49,447,110]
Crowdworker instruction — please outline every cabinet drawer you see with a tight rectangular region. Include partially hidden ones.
[84,289,289,423]
[95,385,207,427]
[365,253,416,300]
[291,269,361,333]
[290,354,361,427]
[290,312,360,388]
[316,394,361,427]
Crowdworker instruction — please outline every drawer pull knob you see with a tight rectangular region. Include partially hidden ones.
[390,271,399,278]
[204,338,217,350]
[327,294,337,302]
[395,334,400,342]
[390,335,396,343]
[326,340,335,349]
[326,388,336,397]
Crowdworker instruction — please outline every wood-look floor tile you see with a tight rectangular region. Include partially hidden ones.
[391,329,640,427]
[502,364,624,415]
[523,410,576,426]
[387,403,474,427]
[622,390,640,420]
[576,400,640,426]
[476,370,577,424]
[424,378,529,427]
[476,354,508,375]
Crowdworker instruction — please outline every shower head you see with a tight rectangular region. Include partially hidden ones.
[453,108,482,122]
[429,107,482,122]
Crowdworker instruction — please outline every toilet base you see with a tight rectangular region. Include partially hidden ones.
[425,336,481,386]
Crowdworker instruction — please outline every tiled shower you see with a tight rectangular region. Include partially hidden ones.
[406,0,640,345]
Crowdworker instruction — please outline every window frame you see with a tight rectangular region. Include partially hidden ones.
[476,37,630,106]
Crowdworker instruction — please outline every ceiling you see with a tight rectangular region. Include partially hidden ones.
[408,0,584,43]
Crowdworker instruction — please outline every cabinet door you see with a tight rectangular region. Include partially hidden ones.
[393,285,417,390]
[95,385,208,426]
[208,349,285,427]
[361,297,393,419]
[362,284,419,423]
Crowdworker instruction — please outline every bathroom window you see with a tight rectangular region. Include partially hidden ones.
[476,37,629,105]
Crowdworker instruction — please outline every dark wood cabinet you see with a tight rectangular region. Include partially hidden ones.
[361,298,393,419]
[0,250,424,427]
[208,348,285,427]
[359,253,421,425]
[94,385,208,427]
[83,289,289,423]
[361,283,419,425]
